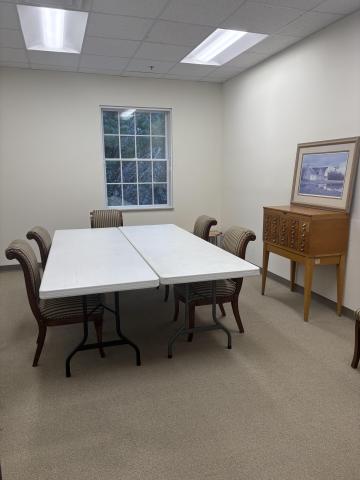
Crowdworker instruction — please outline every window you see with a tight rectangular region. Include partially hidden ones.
[101,107,172,209]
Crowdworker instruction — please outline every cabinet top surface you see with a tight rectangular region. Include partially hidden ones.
[264,205,348,218]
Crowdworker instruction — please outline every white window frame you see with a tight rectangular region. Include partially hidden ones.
[100,106,173,211]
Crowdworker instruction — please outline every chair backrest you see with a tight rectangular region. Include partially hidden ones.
[26,226,52,270]
[90,209,123,228]
[222,226,256,289]
[5,240,42,320]
[193,215,217,241]
[222,226,256,259]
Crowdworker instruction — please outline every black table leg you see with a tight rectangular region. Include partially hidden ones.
[167,280,232,358]
[114,292,141,366]
[66,296,89,377]
[65,293,141,377]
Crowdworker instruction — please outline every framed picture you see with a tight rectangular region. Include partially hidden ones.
[291,137,360,212]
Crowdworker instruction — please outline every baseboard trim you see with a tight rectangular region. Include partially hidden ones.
[265,269,354,320]
[0,264,21,271]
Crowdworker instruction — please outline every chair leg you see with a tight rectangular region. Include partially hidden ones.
[173,294,180,322]
[94,318,105,358]
[33,326,47,367]
[219,303,226,316]
[351,318,360,369]
[164,285,170,302]
[187,304,195,342]
[231,298,244,333]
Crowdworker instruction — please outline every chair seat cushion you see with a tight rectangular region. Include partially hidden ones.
[40,294,103,320]
[175,279,236,301]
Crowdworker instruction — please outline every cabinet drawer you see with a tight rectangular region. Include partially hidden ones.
[263,210,310,254]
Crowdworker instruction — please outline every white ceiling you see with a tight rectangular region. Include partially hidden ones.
[0,0,359,82]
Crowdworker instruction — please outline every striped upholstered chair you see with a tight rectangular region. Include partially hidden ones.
[173,226,256,341]
[26,226,52,270]
[193,215,218,240]
[5,240,104,367]
[90,209,123,228]
[163,215,218,302]
[351,309,360,368]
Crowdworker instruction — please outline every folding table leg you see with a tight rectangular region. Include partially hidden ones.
[65,296,89,378]
[114,292,141,366]
[167,281,232,358]
[211,281,232,349]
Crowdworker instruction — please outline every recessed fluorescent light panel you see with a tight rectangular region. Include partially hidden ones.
[181,28,268,66]
[17,5,88,53]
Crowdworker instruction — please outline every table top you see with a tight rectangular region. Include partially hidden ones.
[120,224,259,285]
[39,228,159,299]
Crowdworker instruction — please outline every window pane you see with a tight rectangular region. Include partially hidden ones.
[154,183,167,205]
[121,136,135,158]
[136,136,150,158]
[123,184,138,205]
[103,111,118,134]
[106,161,121,182]
[122,161,136,183]
[104,135,119,158]
[152,136,166,159]
[151,112,165,135]
[153,161,167,182]
[139,184,153,205]
[120,114,135,135]
[136,112,150,135]
[138,161,152,183]
[107,184,122,206]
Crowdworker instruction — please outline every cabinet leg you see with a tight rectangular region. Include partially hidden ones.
[303,259,314,322]
[290,260,296,292]
[336,255,345,316]
[261,246,270,295]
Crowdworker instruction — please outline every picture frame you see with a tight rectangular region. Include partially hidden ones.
[291,137,360,212]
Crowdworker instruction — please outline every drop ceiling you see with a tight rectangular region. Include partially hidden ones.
[0,0,359,82]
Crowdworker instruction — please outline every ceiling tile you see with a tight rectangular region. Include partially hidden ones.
[168,63,217,76]
[205,67,245,81]
[28,51,80,67]
[221,2,304,33]
[247,0,323,9]
[0,60,29,69]
[0,3,19,29]
[160,0,245,27]
[248,34,299,54]
[227,51,269,67]
[165,73,210,81]
[0,28,24,49]
[79,54,129,70]
[134,42,190,62]
[122,71,173,79]
[82,37,139,57]
[0,47,27,62]
[30,63,78,72]
[14,0,92,9]
[91,0,169,18]
[145,20,214,47]
[87,13,153,40]
[278,11,341,36]
[125,58,176,74]
[78,67,125,75]
[315,0,360,15]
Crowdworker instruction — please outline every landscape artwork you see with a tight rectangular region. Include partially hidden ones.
[298,151,349,198]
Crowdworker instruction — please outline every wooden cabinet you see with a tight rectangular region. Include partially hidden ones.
[262,205,349,321]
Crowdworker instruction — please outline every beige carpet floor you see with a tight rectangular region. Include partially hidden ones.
[0,269,359,480]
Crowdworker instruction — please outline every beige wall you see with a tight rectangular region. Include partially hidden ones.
[0,68,223,264]
[222,11,360,309]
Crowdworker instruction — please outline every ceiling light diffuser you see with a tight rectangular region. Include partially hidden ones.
[17,5,88,53]
[181,28,268,66]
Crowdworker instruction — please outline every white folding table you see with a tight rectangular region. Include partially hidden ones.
[40,228,159,376]
[120,224,260,357]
